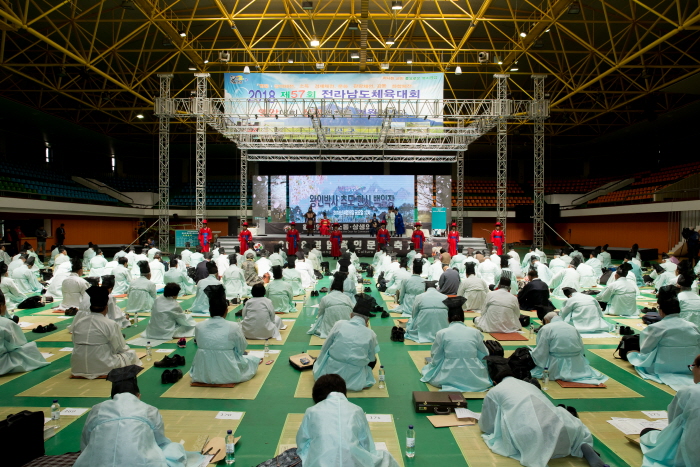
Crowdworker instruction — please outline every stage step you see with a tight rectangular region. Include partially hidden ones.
[458,238,488,252]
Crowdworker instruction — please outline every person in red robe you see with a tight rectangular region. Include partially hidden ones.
[490,221,506,255]
[198,219,213,253]
[376,220,390,252]
[329,223,343,259]
[447,222,459,256]
[319,212,331,236]
[411,221,425,253]
[238,221,253,255]
[286,222,301,255]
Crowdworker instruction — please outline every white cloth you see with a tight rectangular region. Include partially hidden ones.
[148,259,165,287]
[475,289,521,333]
[240,296,282,340]
[125,276,157,315]
[215,256,230,277]
[180,249,192,266]
[112,265,133,295]
[56,273,89,310]
[679,290,700,328]
[130,254,149,277]
[549,257,566,276]
[83,248,96,270]
[147,248,160,260]
[142,296,196,340]
[597,277,639,316]
[11,264,42,295]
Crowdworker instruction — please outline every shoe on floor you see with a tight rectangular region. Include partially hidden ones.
[177,338,187,348]
[32,325,47,333]
[235,309,243,317]
[381,310,390,318]
[161,369,172,384]
[368,312,377,318]
[155,355,176,368]
[172,354,186,367]
[319,287,329,293]
[170,369,183,382]
[363,287,371,293]
[46,323,57,332]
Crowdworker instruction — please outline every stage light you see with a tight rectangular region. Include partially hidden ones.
[351,51,360,59]
[316,62,325,69]
[136,114,144,119]
[380,62,389,70]
[568,2,580,14]
[243,65,250,74]
[188,67,197,71]
[520,32,527,38]
[203,59,209,64]
[391,1,403,10]
[455,66,462,75]
[310,36,320,47]
[545,28,550,32]
[510,67,519,71]
[477,52,489,63]
[385,36,395,45]
[302,1,313,10]
[349,20,360,31]
[288,58,294,63]
[179,30,186,37]
[406,58,413,64]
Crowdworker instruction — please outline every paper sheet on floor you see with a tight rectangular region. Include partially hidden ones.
[579,332,615,338]
[128,337,170,347]
[607,417,668,435]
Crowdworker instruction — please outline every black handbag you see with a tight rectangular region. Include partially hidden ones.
[518,315,531,328]
[484,340,504,357]
[508,347,536,379]
[614,334,640,361]
[599,270,613,285]
[483,355,510,380]
[0,410,45,467]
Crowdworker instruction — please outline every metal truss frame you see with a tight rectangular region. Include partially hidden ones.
[531,75,548,250]
[246,153,458,162]
[240,149,248,222]
[157,73,172,252]
[456,150,465,234]
[194,73,209,229]
[494,74,510,232]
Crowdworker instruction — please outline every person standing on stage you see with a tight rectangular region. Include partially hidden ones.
[447,222,460,256]
[330,223,343,260]
[287,222,301,256]
[238,221,253,255]
[387,207,396,236]
[377,220,390,252]
[394,208,405,238]
[490,222,506,255]
[319,212,331,236]
[198,219,213,253]
[305,206,317,237]
[368,214,378,238]
[412,222,425,254]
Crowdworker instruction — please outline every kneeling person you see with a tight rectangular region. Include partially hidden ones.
[0,291,50,375]
[241,283,284,340]
[404,282,448,343]
[307,272,353,339]
[142,283,196,340]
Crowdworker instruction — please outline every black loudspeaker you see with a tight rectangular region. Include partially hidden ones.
[515,206,532,223]
[462,217,473,237]
[228,216,240,236]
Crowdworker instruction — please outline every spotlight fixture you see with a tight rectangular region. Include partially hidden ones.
[520,32,527,38]
[545,28,550,32]
[455,66,462,75]
[302,1,314,10]
[136,114,144,119]
[350,51,360,59]
[391,1,403,10]
[385,36,395,45]
[188,67,197,71]
[288,58,294,63]
[406,58,413,64]
[348,20,360,31]
[510,67,519,71]
[203,59,209,64]
[219,51,230,62]
[568,2,580,14]
[243,65,250,74]
[179,30,186,37]
[310,36,320,47]
[477,51,489,63]
[494,56,503,65]
[380,62,389,70]
[316,62,325,69]
[498,60,503,65]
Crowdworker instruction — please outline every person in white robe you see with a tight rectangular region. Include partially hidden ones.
[222,255,250,300]
[396,259,426,317]
[597,263,639,316]
[147,246,160,260]
[125,247,137,266]
[458,262,489,312]
[308,243,323,272]
[180,243,192,267]
[240,283,283,340]
[189,262,221,314]
[0,291,49,375]
[313,301,379,391]
[26,246,43,270]
[639,356,700,467]
[71,286,141,378]
[308,273,353,339]
[576,261,598,288]
[256,252,272,279]
[53,247,69,269]
[478,255,500,287]
[141,284,196,340]
[507,255,523,279]
[215,248,230,279]
[337,261,357,306]
[100,275,130,329]
[0,245,12,266]
[163,258,196,297]
[449,248,467,276]
[111,257,132,295]
[266,265,295,314]
[130,248,149,278]
[428,256,444,282]
[88,249,109,277]
[74,365,202,467]
[189,285,260,385]
[7,254,26,276]
[520,245,536,270]
[559,249,573,266]
[421,296,492,392]
[296,375,399,467]
[585,251,603,274]
[559,288,611,333]
[269,244,284,269]
[549,259,582,296]
[296,253,316,289]
[531,313,608,385]
[372,249,386,271]
[282,256,304,296]
[112,246,128,262]
[0,262,27,313]
[188,247,205,266]
[549,254,566,276]
[148,253,166,288]
[599,244,612,268]
[125,261,157,316]
[570,248,585,262]
[651,263,676,290]
[474,277,521,333]
[55,259,89,312]
[628,286,700,390]
[82,243,97,271]
[677,270,700,327]
[386,258,410,295]
[507,245,520,265]
[405,283,448,343]
[11,256,42,295]
[529,256,552,286]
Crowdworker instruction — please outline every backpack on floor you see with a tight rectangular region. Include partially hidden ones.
[365,265,374,278]
[484,340,504,357]
[483,355,510,381]
[614,335,640,361]
[599,270,613,285]
[642,312,662,325]
[0,410,45,467]
[376,272,387,292]
[508,347,536,380]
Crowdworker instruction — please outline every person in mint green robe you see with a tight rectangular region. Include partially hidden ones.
[396,259,426,317]
[163,258,196,297]
[282,256,305,296]
[0,291,49,375]
[266,266,295,314]
[404,283,448,343]
[559,288,611,333]
[307,273,353,339]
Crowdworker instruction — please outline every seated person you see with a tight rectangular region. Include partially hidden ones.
[163,258,196,296]
[190,262,221,314]
[112,257,132,295]
[404,282,448,343]
[74,365,202,467]
[396,259,426,317]
[597,263,638,316]
[677,270,700,327]
[125,261,157,316]
[189,246,205,266]
[194,253,213,283]
[338,261,357,307]
[11,256,42,295]
[457,262,489,312]
[46,263,70,300]
[222,254,250,300]
[438,266,460,295]
[102,275,130,329]
[148,253,166,287]
[385,258,410,295]
[308,272,353,339]
[477,254,499,286]
[475,277,521,333]
[628,286,700,390]
[313,301,379,391]
[529,255,552,286]
[56,259,89,311]
[71,285,141,378]
[480,368,604,467]
[296,374,399,467]
[88,249,109,277]
[639,354,700,467]
[559,287,611,333]
[269,244,284,268]
[651,263,677,290]
[517,269,550,310]
[189,285,260,385]
[256,250,272,279]
[266,266,295,313]
[241,251,263,287]
[0,291,49,375]
[241,283,284,340]
[420,296,491,392]
[282,256,305,296]
[576,260,598,288]
[531,312,608,385]
[549,258,582,296]
[0,262,27,314]
[141,283,196,340]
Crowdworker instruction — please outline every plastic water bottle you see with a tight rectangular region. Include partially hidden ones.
[406,425,415,458]
[529,324,534,339]
[225,429,235,464]
[614,323,620,336]
[543,367,550,391]
[264,339,270,359]
[133,310,138,326]
[50,400,61,427]
[378,365,385,389]
[146,342,152,361]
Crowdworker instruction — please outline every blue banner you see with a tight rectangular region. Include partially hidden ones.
[175,230,199,248]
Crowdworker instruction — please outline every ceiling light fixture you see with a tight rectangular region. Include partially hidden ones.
[302,1,314,10]
[288,58,294,63]
[188,67,197,71]
[203,59,209,64]
[179,30,186,37]
[349,20,360,30]
[243,65,250,74]
[406,58,413,64]
[310,36,320,47]
[136,114,144,119]
[350,51,360,59]
[545,28,550,32]
[391,1,403,10]
[380,62,390,70]
[568,2,580,14]
[520,32,527,38]
[510,67,519,71]
[455,66,462,75]
[316,62,325,69]
[385,36,395,45]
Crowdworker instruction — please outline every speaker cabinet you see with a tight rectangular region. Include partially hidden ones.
[228,216,240,236]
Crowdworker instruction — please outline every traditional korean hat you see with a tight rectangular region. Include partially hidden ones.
[86,285,110,309]
[107,365,143,399]
[495,221,502,226]
[202,219,208,223]
[204,284,227,314]
[332,222,340,226]
[451,222,457,227]
[242,221,248,226]
[415,221,422,226]
[290,221,296,225]
[380,220,387,224]
[138,260,150,275]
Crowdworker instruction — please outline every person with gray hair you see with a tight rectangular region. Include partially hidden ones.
[242,250,263,287]
[474,277,521,333]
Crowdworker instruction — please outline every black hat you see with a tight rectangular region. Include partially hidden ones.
[287,255,296,267]
[138,260,150,275]
[71,258,83,273]
[352,297,374,317]
[106,365,143,399]
[338,262,349,273]
[0,261,7,275]
[101,275,115,289]
[204,284,227,314]
[442,296,467,312]
[330,272,345,291]
[86,285,110,309]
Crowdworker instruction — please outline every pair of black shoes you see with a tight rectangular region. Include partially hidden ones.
[557,404,579,418]
[310,290,320,297]
[64,308,79,316]
[363,287,371,293]
[161,369,183,384]
[319,287,329,293]
[374,306,390,318]
[390,326,405,342]
[619,326,634,335]
[32,323,57,333]
[154,354,186,368]
[235,309,243,317]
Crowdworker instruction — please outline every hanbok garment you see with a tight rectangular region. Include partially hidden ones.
[180,249,192,267]
[71,313,141,378]
[189,252,205,266]
[256,257,272,279]
[309,248,322,271]
[241,260,262,286]
[113,250,127,261]
[530,317,608,385]
[55,273,89,310]
[449,253,467,275]
[238,229,252,255]
[447,230,459,256]
[586,257,603,273]
[639,382,700,467]
[222,264,249,300]
[575,263,597,288]
[126,250,137,266]
[313,316,379,390]
[130,254,149,278]
[372,251,385,270]
[283,268,305,296]
[428,261,444,282]
[0,317,49,375]
[628,261,644,286]
[319,218,331,236]
[125,276,157,315]
[7,258,24,275]
[570,250,584,262]
[376,228,390,251]
[386,211,396,234]
[394,212,405,236]
[296,392,399,467]
[330,230,343,257]
[479,376,593,467]
[198,226,212,253]
[107,296,130,329]
[521,252,535,270]
[654,271,677,290]
[679,290,700,328]
[286,228,301,255]
[411,229,425,253]
[189,276,221,314]
[559,254,572,266]
[599,251,612,268]
[240,297,283,340]
[112,265,133,295]
[145,248,159,260]
[559,292,610,333]
[507,257,523,279]
[405,288,448,343]
[74,392,202,467]
[164,268,196,296]
[420,321,492,392]
[141,296,196,340]
[88,255,109,277]
[296,260,316,289]
[597,277,639,316]
[474,289,521,333]
[548,257,566,276]
[149,260,166,287]
[458,275,489,311]
[189,317,259,384]
[269,253,284,268]
[534,261,553,285]
[0,276,27,311]
[28,251,43,270]
[478,260,499,286]
[397,274,426,317]
[386,268,410,295]
[343,274,357,307]
[266,279,295,314]
[490,229,505,255]
[11,264,42,295]
[215,256,229,278]
[627,314,700,390]
[307,290,353,338]
[549,268,581,296]
[83,247,96,270]
[54,253,69,270]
